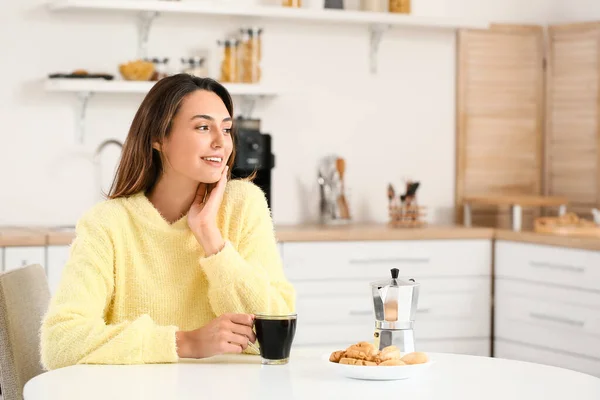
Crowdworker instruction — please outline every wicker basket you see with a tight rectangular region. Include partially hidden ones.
[389,204,427,228]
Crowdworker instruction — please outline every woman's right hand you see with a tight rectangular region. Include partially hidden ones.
[175,313,256,359]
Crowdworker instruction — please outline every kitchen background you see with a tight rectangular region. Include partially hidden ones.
[2,0,600,393]
[3,0,597,228]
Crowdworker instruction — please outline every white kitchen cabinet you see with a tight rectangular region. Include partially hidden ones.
[495,279,600,358]
[3,246,46,272]
[495,340,600,378]
[46,245,71,295]
[495,241,600,291]
[494,240,600,377]
[282,240,492,356]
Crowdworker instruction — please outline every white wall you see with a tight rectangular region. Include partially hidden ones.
[550,0,600,22]
[0,0,553,227]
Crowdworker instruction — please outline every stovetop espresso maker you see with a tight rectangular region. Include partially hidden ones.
[370,268,420,353]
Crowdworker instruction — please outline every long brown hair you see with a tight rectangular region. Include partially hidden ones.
[108,74,237,199]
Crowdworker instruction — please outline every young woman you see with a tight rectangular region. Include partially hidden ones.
[40,74,296,370]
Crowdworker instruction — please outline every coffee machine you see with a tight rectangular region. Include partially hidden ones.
[231,118,275,209]
[370,268,420,353]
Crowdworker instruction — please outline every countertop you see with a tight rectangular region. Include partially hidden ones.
[23,349,600,400]
[1,224,599,251]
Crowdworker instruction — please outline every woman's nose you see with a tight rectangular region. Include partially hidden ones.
[211,133,224,148]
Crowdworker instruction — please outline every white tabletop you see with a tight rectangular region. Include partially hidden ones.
[24,348,600,400]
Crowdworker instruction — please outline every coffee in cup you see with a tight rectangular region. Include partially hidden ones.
[254,313,297,365]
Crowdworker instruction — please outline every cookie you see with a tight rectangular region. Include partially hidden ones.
[378,345,402,362]
[329,350,345,363]
[344,341,378,360]
[401,352,429,365]
[339,357,377,366]
[380,359,406,366]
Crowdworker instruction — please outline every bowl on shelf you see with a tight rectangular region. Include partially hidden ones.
[118,60,155,81]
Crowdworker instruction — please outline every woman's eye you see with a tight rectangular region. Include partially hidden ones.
[224,128,232,135]
[196,125,209,131]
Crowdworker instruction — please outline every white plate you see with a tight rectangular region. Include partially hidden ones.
[323,354,435,381]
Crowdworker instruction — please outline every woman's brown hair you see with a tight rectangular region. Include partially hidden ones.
[108,74,237,199]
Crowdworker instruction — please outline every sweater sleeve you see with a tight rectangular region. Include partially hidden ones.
[40,212,179,370]
[200,184,296,316]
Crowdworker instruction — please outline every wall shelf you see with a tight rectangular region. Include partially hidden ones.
[45,78,278,143]
[48,0,488,29]
[47,0,490,72]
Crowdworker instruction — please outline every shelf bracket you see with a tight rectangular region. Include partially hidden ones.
[76,91,93,144]
[237,95,258,119]
[137,11,159,60]
[369,24,389,74]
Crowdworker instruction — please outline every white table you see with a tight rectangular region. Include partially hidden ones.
[24,349,600,400]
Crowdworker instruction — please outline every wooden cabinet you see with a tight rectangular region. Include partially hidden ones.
[494,240,600,377]
[545,22,600,217]
[456,22,600,227]
[3,246,46,272]
[282,240,492,356]
[456,25,545,229]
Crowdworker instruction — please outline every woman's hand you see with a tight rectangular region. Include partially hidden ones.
[188,166,228,256]
[175,313,256,359]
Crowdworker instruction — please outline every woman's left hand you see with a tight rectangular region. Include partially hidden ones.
[188,166,228,256]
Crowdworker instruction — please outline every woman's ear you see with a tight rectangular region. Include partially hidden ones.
[152,142,161,151]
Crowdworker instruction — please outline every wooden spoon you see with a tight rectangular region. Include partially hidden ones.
[336,157,350,220]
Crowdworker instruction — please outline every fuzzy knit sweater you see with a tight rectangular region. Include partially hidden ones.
[40,180,296,370]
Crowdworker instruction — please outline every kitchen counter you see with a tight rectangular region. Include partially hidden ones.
[275,224,494,242]
[495,229,600,251]
[1,224,599,251]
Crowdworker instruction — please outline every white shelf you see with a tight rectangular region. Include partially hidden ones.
[45,78,277,144]
[44,78,278,97]
[47,0,489,30]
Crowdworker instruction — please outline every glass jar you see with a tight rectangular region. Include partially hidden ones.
[389,0,410,13]
[239,27,262,83]
[282,0,301,7]
[182,57,208,77]
[361,0,385,11]
[218,38,239,83]
[146,57,170,81]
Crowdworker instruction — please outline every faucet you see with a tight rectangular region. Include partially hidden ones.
[93,139,124,200]
[94,139,123,163]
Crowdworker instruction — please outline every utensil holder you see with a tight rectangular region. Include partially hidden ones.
[388,204,426,228]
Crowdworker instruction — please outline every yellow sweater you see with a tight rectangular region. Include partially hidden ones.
[40,180,296,370]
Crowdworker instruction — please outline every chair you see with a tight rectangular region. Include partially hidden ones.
[0,264,51,400]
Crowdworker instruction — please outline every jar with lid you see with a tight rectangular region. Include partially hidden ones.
[239,27,262,83]
[282,0,301,7]
[389,0,410,13]
[218,38,239,83]
[361,0,385,11]
[145,57,170,81]
[181,57,208,77]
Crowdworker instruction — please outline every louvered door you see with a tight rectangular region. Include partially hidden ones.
[545,22,600,217]
[456,25,546,229]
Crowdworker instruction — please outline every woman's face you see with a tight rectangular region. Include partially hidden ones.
[159,90,233,184]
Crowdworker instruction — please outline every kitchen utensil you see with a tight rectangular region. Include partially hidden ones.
[387,184,395,207]
[335,157,350,220]
[324,354,434,381]
[371,268,420,353]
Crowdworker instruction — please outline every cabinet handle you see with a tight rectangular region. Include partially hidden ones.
[529,261,585,274]
[529,312,584,327]
[417,308,431,314]
[349,310,373,316]
[349,257,429,265]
